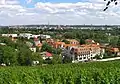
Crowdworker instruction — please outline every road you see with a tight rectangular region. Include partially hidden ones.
[96,57,120,62]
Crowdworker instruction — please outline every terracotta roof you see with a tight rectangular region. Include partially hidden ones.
[55,42,65,45]
[46,52,52,57]
[65,44,78,47]
[37,43,42,47]
[110,48,119,52]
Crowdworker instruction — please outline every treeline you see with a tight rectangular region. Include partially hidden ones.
[48,29,120,47]
[0,37,62,66]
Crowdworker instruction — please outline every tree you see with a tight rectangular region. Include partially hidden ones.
[17,47,32,66]
[79,39,85,45]
[0,37,16,48]
[41,42,53,53]
[0,46,3,64]
[117,36,120,47]
[31,52,43,65]
[52,54,62,64]
[109,36,119,47]
[62,39,70,44]
[2,46,18,66]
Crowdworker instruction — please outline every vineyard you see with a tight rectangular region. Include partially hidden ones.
[1,61,120,84]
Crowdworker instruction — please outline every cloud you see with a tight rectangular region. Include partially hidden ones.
[26,0,32,4]
[0,0,6,4]
[0,0,120,25]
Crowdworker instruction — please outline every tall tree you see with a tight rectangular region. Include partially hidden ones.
[17,47,32,66]
[2,46,18,66]
[41,42,53,53]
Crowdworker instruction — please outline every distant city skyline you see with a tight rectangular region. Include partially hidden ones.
[0,0,120,26]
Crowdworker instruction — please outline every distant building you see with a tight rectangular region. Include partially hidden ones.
[40,34,51,39]
[66,39,79,46]
[40,52,53,60]
[85,39,95,44]
[19,33,33,39]
[108,47,120,56]
[2,34,18,41]
[2,34,18,38]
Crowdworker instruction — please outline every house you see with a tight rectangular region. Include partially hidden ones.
[2,34,18,41]
[47,39,79,49]
[33,37,42,50]
[32,35,40,38]
[108,47,120,56]
[109,48,119,53]
[40,52,53,60]
[34,37,41,46]
[2,34,18,38]
[66,39,79,45]
[85,39,95,44]
[46,39,54,45]
[52,42,65,49]
[62,44,104,63]
[73,44,105,62]
[19,33,33,39]
[40,34,51,39]
[47,39,65,49]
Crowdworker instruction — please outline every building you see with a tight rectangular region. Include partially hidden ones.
[62,44,104,63]
[19,33,33,39]
[66,39,79,46]
[40,34,51,39]
[108,47,120,56]
[85,39,95,44]
[73,46,101,62]
[40,52,53,60]
[47,39,79,49]
[2,34,18,38]
[34,37,41,46]
[2,34,18,41]
[53,42,66,49]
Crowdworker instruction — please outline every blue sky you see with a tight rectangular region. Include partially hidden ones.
[0,0,120,25]
[20,0,88,8]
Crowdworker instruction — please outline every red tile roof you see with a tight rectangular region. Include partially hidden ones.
[46,52,52,57]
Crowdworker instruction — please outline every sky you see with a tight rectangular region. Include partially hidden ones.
[0,0,120,25]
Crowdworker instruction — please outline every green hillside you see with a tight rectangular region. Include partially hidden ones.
[0,61,120,84]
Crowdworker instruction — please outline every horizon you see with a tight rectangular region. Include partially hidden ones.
[1,24,120,27]
[0,0,120,25]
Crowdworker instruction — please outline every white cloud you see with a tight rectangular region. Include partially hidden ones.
[0,0,6,4]
[26,0,32,4]
[0,0,120,25]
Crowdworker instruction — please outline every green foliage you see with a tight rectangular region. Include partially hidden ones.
[52,54,62,64]
[109,36,119,47]
[1,46,18,66]
[1,61,120,83]
[41,42,53,53]
[117,36,120,47]
[31,52,43,65]
[17,47,32,66]
[52,48,62,54]
[62,39,70,44]
[79,39,85,45]
[0,36,16,48]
